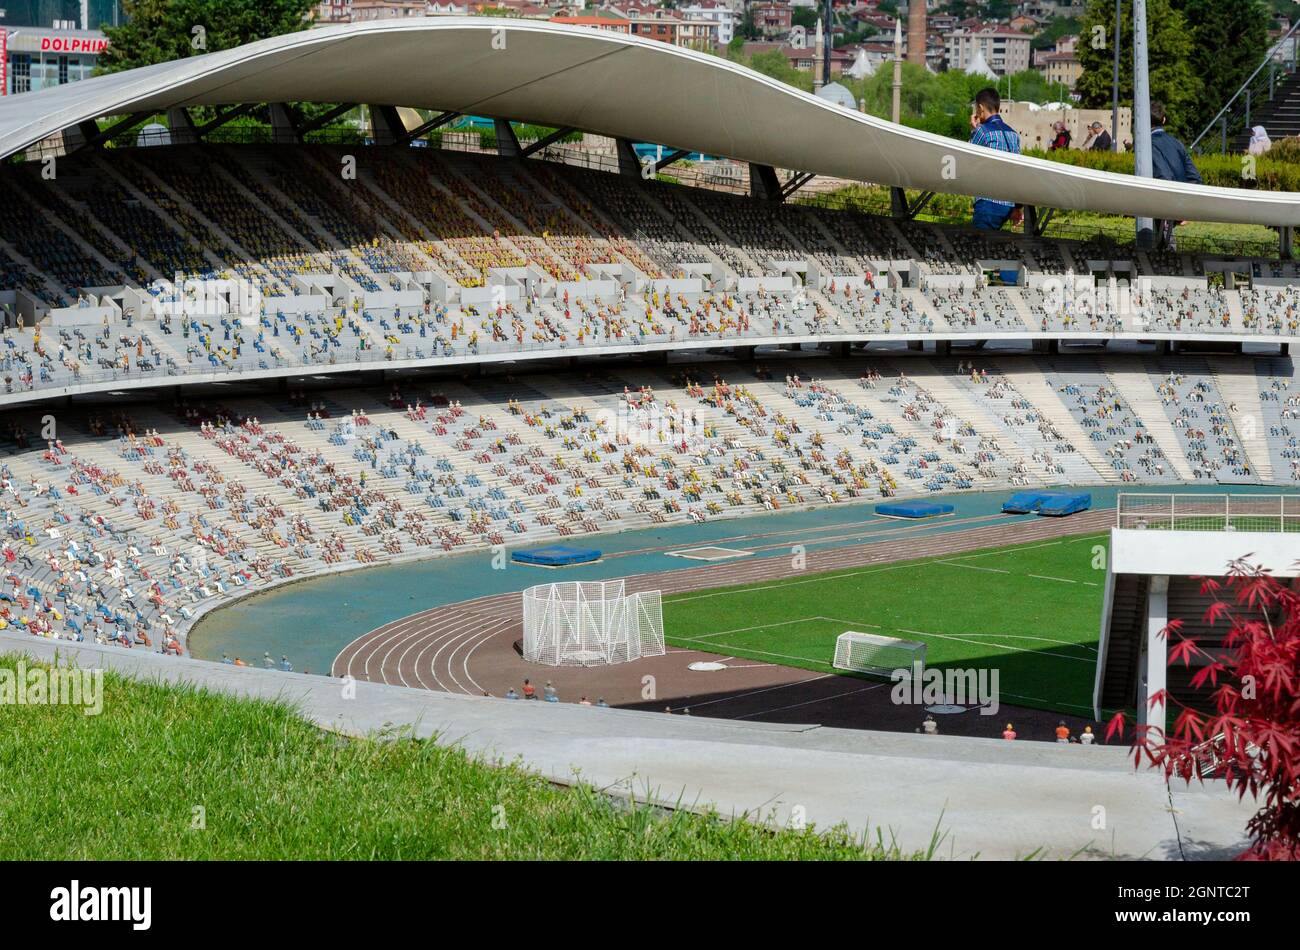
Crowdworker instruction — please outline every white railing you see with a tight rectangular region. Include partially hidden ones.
[1117,492,1300,533]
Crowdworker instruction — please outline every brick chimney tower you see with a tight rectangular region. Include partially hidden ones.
[907,0,926,66]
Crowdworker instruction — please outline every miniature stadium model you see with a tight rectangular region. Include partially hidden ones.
[0,14,1295,893]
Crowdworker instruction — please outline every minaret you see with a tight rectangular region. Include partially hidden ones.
[892,19,903,123]
[907,0,926,67]
[812,18,825,92]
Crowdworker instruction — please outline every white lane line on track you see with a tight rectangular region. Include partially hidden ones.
[333,517,1115,689]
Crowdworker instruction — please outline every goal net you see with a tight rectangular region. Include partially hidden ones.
[521,580,666,666]
[833,631,926,677]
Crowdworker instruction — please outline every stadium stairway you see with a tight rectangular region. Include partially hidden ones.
[222,151,381,283]
[1146,355,1255,483]
[110,154,282,290]
[867,361,1018,488]
[87,154,235,281]
[999,287,1039,334]
[1208,355,1276,481]
[1100,357,1197,481]
[989,358,1121,483]
[0,239,60,304]
[906,360,1063,485]
[926,360,1100,486]
[1097,572,1149,714]
[1163,575,1283,716]
[828,368,1004,492]
[349,156,475,287]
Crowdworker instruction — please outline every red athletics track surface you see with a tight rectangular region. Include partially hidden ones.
[333,508,1115,742]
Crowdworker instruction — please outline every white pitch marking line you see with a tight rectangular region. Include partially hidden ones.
[671,673,836,711]
[735,684,885,719]
[936,560,1010,574]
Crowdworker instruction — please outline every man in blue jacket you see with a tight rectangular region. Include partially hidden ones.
[1149,101,1201,249]
[968,88,1024,231]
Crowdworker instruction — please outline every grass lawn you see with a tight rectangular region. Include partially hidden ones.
[664,531,1109,715]
[0,655,930,860]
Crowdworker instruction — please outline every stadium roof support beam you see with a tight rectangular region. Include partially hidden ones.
[779,171,815,201]
[6,20,1300,227]
[1023,206,1055,238]
[368,105,405,146]
[60,119,106,152]
[890,187,936,221]
[1281,226,1294,259]
[166,107,199,145]
[295,102,357,138]
[494,118,522,158]
[749,162,780,201]
[651,148,690,175]
[615,138,642,178]
[519,125,576,158]
[398,110,459,144]
[195,103,257,138]
[268,103,300,144]
[66,111,151,153]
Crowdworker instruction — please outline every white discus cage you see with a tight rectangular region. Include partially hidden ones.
[521,580,666,666]
[832,631,926,678]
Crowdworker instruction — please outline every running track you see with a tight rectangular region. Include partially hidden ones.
[333,507,1115,738]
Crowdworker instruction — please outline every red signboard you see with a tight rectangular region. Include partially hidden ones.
[1,29,8,98]
[40,36,109,54]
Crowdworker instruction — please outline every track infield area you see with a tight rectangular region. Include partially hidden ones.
[664,532,1107,715]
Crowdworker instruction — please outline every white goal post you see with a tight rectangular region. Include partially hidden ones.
[833,631,926,677]
[521,580,666,667]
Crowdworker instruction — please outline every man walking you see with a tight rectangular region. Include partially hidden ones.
[1087,121,1113,152]
[1148,101,1201,250]
[968,88,1023,231]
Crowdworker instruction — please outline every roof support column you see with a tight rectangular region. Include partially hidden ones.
[890,186,908,219]
[368,105,404,146]
[749,162,781,201]
[1281,226,1293,259]
[268,104,300,145]
[61,119,105,152]
[494,119,521,158]
[1136,574,1169,740]
[1023,206,1055,238]
[615,138,642,178]
[167,108,199,145]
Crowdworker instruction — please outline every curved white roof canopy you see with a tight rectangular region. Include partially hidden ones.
[0,18,1296,226]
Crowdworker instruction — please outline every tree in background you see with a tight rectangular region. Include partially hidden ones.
[1031,16,1081,52]
[792,6,819,31]
[1075,0,1199,137]
[98,0,315,74]
[1106,560,1300,861]
[1172,0,1270,129]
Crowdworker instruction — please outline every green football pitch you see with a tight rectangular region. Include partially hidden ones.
[663,532,1109,715]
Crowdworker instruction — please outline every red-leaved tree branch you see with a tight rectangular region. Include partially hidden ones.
[1106,557,1299,861]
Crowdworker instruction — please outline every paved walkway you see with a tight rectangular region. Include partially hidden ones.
[6,631,1252,861]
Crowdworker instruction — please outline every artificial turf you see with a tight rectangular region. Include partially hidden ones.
[0,655,931,860]
[664,532,1109,715]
